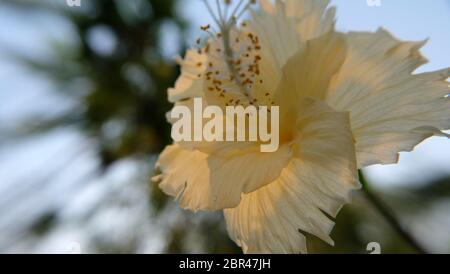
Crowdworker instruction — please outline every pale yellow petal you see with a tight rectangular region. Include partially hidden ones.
[274,32,347,140]
[327,28,450,166]
[261,0,335,43]
[154,143,292,211]
[168,50,207,103]
[247,0,302,94]
[251,0,301,68]
[224,99,359,254]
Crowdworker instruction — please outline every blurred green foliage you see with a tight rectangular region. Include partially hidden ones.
[3,0,241,253]
[30,0,178,167]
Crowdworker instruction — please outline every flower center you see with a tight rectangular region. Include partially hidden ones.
[196,0,276,108]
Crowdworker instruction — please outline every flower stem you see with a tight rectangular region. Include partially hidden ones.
[358,170,428,254]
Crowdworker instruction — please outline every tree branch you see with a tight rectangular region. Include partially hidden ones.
[359,170,429,254]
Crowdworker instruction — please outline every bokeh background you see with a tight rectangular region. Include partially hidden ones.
[0,0,449,254]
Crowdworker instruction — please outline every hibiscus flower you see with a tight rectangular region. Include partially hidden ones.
[153,0,450,253]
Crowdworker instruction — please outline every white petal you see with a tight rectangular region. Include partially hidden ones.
[274,32,347,139]
[154,143,292,211]
[327,29,450,166]
[224,99,359,254]
[252,0,301,68]
[168,50,207,103]
[248,0,302,94]
[261,0,335,43]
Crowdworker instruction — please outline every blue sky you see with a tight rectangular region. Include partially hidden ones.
[332,0,450,71]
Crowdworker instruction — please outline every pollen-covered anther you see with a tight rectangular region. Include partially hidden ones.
[200,24,211,31]
[198,0,264,106]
